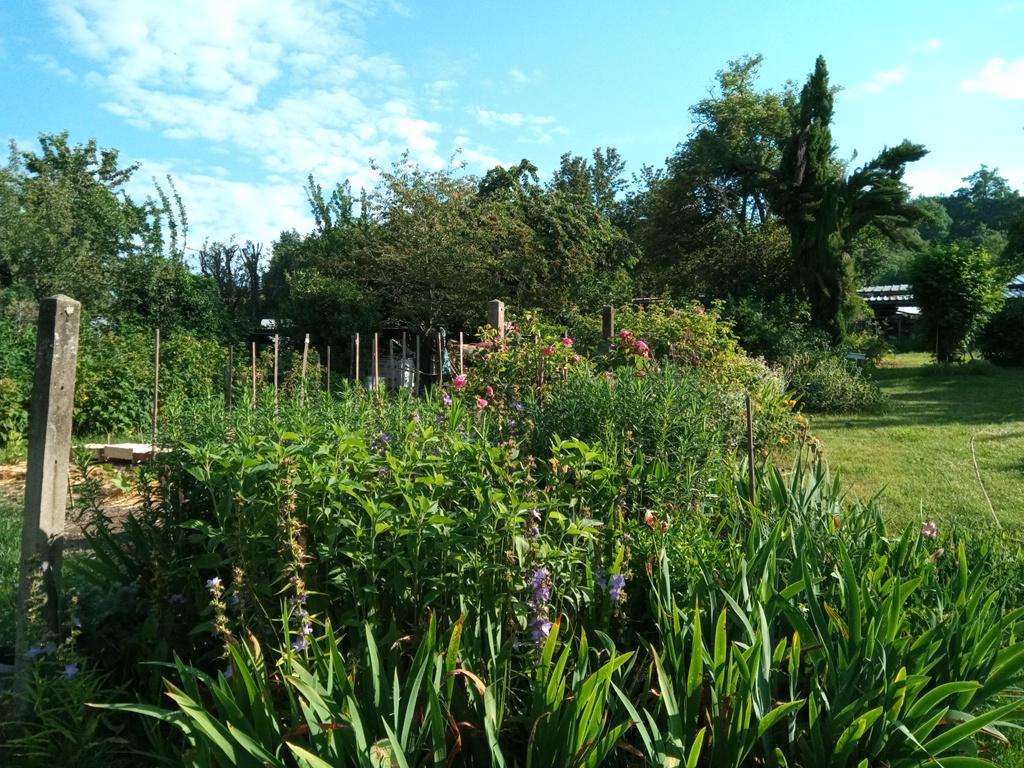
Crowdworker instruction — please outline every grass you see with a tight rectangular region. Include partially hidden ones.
[0,491,19,653]
[811,353,1024,530]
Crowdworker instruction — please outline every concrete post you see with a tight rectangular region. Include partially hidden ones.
[487,300,505,339]
[15,295,81,692]
[602,306,615,340]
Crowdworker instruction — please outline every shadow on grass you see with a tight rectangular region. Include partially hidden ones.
[845,364,1024,429]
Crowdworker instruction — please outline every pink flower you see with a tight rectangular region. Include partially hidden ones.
[477,397,489,409]
[453,374,468,390]
[562,337,573,347]
[542,346,555,357]
[619,329,632,340]
[485,385,494,397]
[634,340,650,356]
[573,354,582,363]
[921,521,938,538]
[695,306,705,315]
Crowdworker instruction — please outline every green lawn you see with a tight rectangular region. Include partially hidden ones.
[811,353,1024,530]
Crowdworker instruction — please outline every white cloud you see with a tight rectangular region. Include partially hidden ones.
[912,39,941,53]
[849,66,910,95]
[510,67,529,84]
[474,108,568,143]
[903,168,966,196]
[42,0,452,241]
[961,58,1024,99]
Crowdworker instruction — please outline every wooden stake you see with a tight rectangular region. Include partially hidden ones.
[373,332,380,390]
[355,333,360,384]
[273,333,279,415]
[251,341,257,407]
[459,331,464,374]
[300,333,310,405]
[152,327,160,445]
[745,393,756,503]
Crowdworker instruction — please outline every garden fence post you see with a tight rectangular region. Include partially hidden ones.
[745,393,756,504]
[402,332,408,388]
[602,306,615,340]
[300,333,310,405]
[15,295,81,699]
[373,332,380,390]
[459,331,464,374]
[152,327,160,445]
[488,299,505,339]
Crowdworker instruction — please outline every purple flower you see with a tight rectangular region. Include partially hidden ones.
[168,593,187,607]
[921,521,938,539]
[206,576,222,591]
[531,567,552,605]
[25,643,56,660]
[531,620,553,643]
[608,573,626,604]
[511,401,524,413]
[229,594,241,607]
[292,636,309,652]
[63,663,79,680]
[442,393,452,407]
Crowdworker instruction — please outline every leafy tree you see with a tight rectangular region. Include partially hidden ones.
[911,243,1004,363]
[776,56,926,340]
[0,132,178,313]
[550,147,629,221]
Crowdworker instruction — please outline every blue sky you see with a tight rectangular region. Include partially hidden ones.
[1,0,1022,247]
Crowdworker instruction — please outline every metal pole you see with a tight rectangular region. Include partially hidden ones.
[355,333,360,385]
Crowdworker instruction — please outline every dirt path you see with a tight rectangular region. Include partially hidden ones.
[0,461,146,545]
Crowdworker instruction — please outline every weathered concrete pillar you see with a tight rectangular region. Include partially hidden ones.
[602,305,615,340]
[487,299,506,339]
[15,295,81,691]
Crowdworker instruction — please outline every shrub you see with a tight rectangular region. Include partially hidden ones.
[979,298,1024,366]
[784,352,887,413]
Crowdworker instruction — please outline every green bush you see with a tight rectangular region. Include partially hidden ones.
[784,351,887,413]
[979,298,1024,366]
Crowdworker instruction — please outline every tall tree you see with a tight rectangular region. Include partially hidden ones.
[776,56,926,340]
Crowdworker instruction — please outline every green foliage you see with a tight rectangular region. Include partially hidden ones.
[978,298,1024,366]
[783,353,887,414]
[911,243,1005,363]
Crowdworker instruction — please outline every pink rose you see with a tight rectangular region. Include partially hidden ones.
[562,337,573,347]
[453,374,468,390]
[477,397,489,409]
[485,385,494,397]
[634,340,649,355]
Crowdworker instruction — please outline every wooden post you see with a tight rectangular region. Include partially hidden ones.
[745,393,756,504]
[15,295,81,696]
[373,332,380,390]
[326,345,331,393]
[225,346,234,411]
[354,333,360,384]
[273,333,279,415]
[487,299,505,339]
[152,328,160,446]
[251,341,257,407]
[602,306,615,341]
[459,331,464,374]
[415,335,421,393]
[300,333,310,405]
